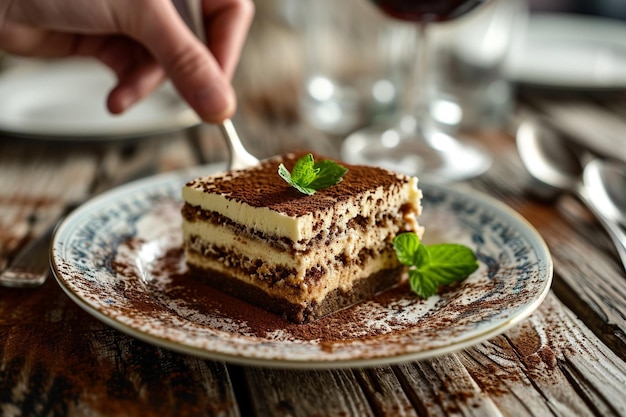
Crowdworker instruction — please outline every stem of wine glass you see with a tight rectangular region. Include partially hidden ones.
[401,23,430,130]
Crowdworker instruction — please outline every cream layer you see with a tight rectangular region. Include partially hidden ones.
[182,176,422,243]
[182,213,403,280]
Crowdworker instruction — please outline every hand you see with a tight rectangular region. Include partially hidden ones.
[0,0,254,123]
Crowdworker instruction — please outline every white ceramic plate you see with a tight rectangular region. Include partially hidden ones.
[0,59,200,140]
[505,13,626,89]
[51,165,553,369]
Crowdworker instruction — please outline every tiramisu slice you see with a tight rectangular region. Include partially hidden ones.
[181,152,423,323]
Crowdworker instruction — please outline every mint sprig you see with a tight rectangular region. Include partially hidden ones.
[393,233,478,298]
[278,153,348,195]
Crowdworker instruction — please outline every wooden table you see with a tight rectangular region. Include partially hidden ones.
[2,10,626,417]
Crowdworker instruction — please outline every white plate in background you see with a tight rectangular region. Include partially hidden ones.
[0,58,200,140]
[506,13,626,89]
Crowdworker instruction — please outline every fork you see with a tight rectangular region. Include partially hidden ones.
[219,119,259,170]
[0,220,58,288]
[0,147,158,288]
[179,0,259,170]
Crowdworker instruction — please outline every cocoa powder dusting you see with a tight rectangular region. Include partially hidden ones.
[69,186,550,365]
[140,245,407,341]
[184,152,409,217]
[109,240,416,343]
[109,242,534,349]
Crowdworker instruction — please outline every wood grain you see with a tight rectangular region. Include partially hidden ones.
[461,293,626,417]
[0,278,240,417]
[241,367,375,417]
[0,143,97,269]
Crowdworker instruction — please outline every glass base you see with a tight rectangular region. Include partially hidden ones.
[340,121,492,182]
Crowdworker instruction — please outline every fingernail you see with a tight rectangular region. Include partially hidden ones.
[117,92,137,113]
[193,82,235,122]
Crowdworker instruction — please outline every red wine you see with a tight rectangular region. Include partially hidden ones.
[372,0,486,22]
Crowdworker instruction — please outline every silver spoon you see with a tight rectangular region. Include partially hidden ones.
[516,120,626,272]
[515,120,583,200]
[583,159,626,227]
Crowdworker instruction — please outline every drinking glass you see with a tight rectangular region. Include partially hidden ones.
[341,0,493,182]
[429,0,526,132]
[300,0,400,136]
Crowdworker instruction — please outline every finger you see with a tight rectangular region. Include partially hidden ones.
[202,0,255,79]
[105,61,165,114]
[94,37,166,113]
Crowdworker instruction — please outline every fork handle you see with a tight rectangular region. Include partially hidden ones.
[0,224,54,288]
[219,119,259,170]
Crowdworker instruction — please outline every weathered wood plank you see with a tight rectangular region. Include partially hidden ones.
[0,145,48,268]
[354,366,418,417]
[240,367,375,417]
[393,357,503,417]
[0,143,98,269]
[0,278,240,417]
[461,293,626,417]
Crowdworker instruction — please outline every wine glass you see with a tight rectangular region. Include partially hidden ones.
[340,0,492,182]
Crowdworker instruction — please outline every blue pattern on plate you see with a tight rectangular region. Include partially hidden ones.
[51,167,553,369]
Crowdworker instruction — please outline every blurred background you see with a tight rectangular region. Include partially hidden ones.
[528,0,626,19]
[1,0,626,161]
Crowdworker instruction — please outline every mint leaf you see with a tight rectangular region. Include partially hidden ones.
[278,153,348,195]
[392,233,478,298]
[408,269,439,299]
[278,162,292,183]
[278,163,314,195]
[392,232,422,265]
[309,160,349,189]
[291,153,318,186]
[423,244,479,285]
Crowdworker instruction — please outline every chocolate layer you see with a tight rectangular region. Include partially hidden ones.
[187,265,404,324]
[182,202,402,251]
